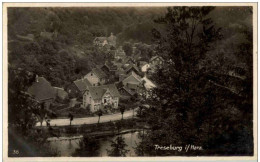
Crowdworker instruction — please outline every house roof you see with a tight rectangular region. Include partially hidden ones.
[53,87,68,99]
[94,37,107,42]
[113,62,123,69]
[126,83,140,90]
[107,33,116,42]
[122,57,135,65]
[88,84,120,100]
[104,61,117,71]
[73,78,92,92]
[150,56,163,62]
[120,86,136,96]
[120,71,142,83]
[124,64,140,74]
[92,68,107,79]
[126,71,142,82]
[28,77,56,101]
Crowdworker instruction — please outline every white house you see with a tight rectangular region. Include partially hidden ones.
[82,84,120,112]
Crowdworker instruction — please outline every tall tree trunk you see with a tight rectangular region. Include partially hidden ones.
[121,113,124,120]
[98,116,100,124]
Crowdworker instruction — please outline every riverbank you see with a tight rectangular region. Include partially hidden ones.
[35,118,148,138]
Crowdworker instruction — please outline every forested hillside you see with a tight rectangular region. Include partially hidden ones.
[8,7,252,87]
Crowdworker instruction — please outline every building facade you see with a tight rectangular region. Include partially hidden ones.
[82,84,120,112]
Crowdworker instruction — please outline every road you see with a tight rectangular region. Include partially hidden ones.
[36,109,136,127]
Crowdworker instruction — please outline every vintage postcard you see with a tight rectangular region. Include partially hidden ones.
[2,2,257,162]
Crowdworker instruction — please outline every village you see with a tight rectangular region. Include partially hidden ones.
[27,32,163,126]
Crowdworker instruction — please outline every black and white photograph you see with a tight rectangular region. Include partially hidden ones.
[4,3,256,159]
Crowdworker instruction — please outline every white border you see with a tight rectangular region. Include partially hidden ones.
[2,2,258,162]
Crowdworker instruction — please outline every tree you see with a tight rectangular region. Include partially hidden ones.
[8,68,57,156]
[122,42,133,56]
[97,109,103,124]
[38,102,47,127]
[107,136,129,157]
[8,68,40,132]
[73,136,100,157]
[135,6,255,156]
[68,112,74,126]
[120,105,125,120]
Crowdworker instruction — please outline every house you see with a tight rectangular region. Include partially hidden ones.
[84,68,108,86]
[93,37,108,47]
[83,84,120,112]
[150,56,164,66]
[93,33,117,47]
[107,33,117,47]
[114,46,126,60]
[66,78,92,98]
[122,56,136,66]
[53,87,68,100]
[123,64,141,76]
[100,61,118,75]
[27,76,56,109]
[120,71,144,94]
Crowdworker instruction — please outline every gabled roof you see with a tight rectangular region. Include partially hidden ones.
[113,62,123,69]
[122,56,135,65]
[28,77,56,101]
[73,78,92,92]
[124,64,140,74]
[104,61,117,71]
[94,37,107,42]
[88,86,107,100]
[107,33,116,42]
[126,71,142,82]
[88,84,120,100]
[150,56,163,62]
[92,68,107,79]
[120,71,142,83]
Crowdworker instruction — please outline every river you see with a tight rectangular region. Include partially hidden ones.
[48,131,142,157]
